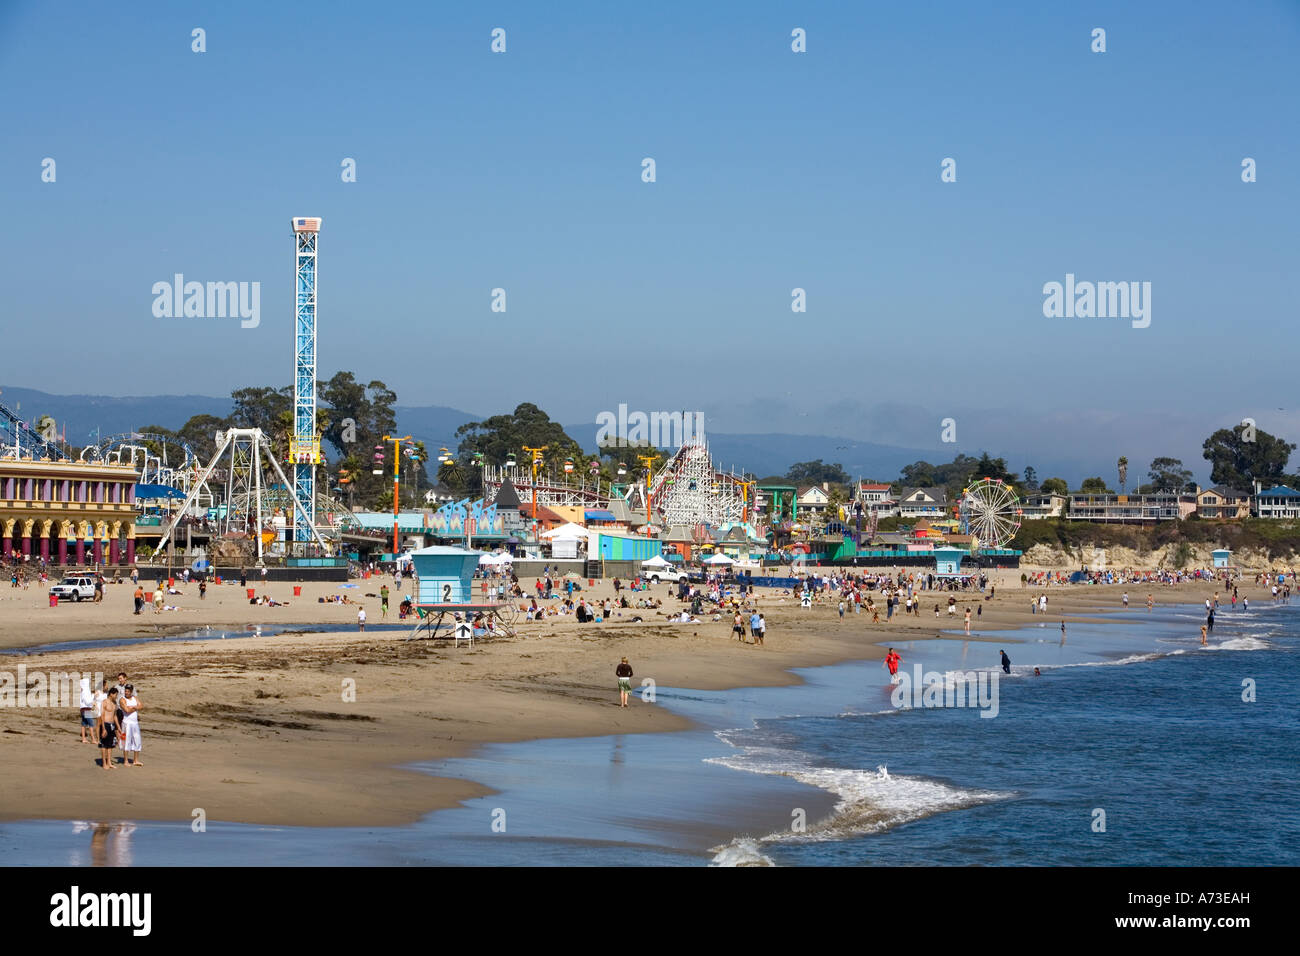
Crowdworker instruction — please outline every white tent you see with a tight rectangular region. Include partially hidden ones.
[640,554,674,569]
[541,522,589,540]
[478,552,512,566]
[704,553,735,565]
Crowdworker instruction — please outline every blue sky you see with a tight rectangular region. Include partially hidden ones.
[2,0,1298,479]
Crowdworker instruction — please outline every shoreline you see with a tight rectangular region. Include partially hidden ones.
[0,572,1254,829]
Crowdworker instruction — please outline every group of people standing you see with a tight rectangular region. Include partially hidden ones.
[79,672,143,769]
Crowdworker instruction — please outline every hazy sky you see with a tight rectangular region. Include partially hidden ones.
[3,0,1297,476]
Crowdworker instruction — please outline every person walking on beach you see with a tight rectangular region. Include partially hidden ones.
[357,607,366,631]
[153,585,164,613]
[964,608,972,635]
[732,611,747,643]
[1000,649,1011,675]
[96,687,120,769]
[756,613,766,645]
[1123,592,1129,608]
[199,579,207,600]
[132,584,144,615]
[616,657,634,708]
[380,584,390,619]
[120,684,143,766]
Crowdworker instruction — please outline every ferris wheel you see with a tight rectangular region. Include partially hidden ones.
[958,478,1022,548]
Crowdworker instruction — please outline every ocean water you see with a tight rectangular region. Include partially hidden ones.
[709,603,1300,866]
[2,600,1296,866]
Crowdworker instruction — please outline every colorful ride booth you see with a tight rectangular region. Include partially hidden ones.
[405,544,518,643]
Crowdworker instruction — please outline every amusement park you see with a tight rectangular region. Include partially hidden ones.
[0,218,1025,614]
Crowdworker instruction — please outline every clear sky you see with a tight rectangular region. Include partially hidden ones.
[3,0,1298,477]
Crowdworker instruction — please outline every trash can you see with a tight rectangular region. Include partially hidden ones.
[246,588,256,600]
[588,579,594,587]
[168,577,175,588]
[215,576,222,585]
[49,593,58,607]
[293,586,302,597]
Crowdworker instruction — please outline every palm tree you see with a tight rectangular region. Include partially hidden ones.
[1117,456,1128,495]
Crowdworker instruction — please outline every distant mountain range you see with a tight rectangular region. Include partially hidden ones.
[0,385,1107,484]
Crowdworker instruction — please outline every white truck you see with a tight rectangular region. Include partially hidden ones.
[640,562,689,584]
[50,576,97,602]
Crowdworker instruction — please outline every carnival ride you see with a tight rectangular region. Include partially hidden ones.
[644,439,748,527]
[958,478,1023,549]
[0,400,67,459]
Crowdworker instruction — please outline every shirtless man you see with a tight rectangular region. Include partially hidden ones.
[96,686,120,770]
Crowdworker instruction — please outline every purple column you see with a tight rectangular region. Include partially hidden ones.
[92,540,103,565]
[40,536,50,563]
[126,539,135,565]
[21,536,32,558]
[1,536,10,561]
[58,537,67,566]
[109,540,119,565]
[75,539,85,565]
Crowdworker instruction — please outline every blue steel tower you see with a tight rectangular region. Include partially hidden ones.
[290,217,322,543]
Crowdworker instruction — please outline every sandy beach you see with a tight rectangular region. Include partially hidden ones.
[0,569,1258,828]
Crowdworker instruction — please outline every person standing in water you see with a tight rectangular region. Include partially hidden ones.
[1000,649,1011,675]
[1200,624,1208,646]
[616,657,634,708]
[884,647,901,679]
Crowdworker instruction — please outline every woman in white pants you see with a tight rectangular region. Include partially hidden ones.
[120,685,143,766]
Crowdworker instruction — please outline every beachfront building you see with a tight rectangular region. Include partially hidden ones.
[1067,493,1181,523]
[0,455,142,566]
[1195,486,1251,520]
[1019,492,1066,519]
[856,482,892,505]
[795,484,832,517]
[897,487,949,519]
[1253,485,1300,519]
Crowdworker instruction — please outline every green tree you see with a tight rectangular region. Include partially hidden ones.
[1117,456,1128,494]
[1039,477,1068,495]
[1079,477,1113,494]
[1147,457,1194,494]
[1021,466,1039,491]
[786,459,850,486]
[1202,423,1294,490]
[455,403,586,496]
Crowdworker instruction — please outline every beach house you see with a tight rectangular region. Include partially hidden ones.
[1067,493,1181,523]
[897,487,949,519]
[1253,484,1300,519]
[1195,485,1252,520]
[1019,492,1067,519]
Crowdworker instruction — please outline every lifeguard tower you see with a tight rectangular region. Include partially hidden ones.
[933,545,967,578]
[406,544,519,640]
[1211,548,1232,569]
